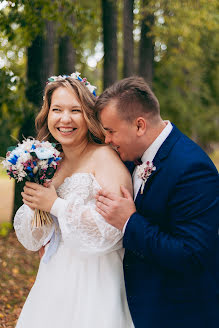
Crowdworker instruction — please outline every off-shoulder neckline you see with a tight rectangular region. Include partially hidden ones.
[57,172,101,191]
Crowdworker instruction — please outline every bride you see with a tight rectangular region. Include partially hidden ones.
[14,73,134,327]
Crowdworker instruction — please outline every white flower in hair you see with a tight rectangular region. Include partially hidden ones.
[47,72,97,96]
[86,83,97,94]
[70,72,81,79]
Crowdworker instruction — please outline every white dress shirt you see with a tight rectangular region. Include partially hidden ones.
[122,121,173,233]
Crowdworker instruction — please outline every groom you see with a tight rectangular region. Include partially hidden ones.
[95,76,219,328]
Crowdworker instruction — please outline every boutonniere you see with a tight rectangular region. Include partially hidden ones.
[136,161,156,194]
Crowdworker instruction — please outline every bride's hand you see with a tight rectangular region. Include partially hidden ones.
[21,182,58,212]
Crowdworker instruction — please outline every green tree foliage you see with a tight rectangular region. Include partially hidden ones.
[0,35,25,156]
[149,0,219,149]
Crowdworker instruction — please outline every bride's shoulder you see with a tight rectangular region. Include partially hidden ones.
[93,145,125,167]
[91,145,132,195]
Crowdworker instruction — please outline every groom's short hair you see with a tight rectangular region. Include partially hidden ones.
[96,76,160,122]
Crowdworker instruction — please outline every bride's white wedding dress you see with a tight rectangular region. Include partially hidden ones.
[14,173,134,328]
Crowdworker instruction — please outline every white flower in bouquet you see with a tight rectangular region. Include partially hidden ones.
[39,160,49,170]
[34,147,55,160]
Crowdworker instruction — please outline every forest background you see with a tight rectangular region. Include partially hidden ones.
[0,1,219,325]
[0,0,219,221]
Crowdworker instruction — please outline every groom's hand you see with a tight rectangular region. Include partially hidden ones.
[96,185,136,231]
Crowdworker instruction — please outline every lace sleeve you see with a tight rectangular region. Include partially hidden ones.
[14,204,54,251]
[51,173,123,255]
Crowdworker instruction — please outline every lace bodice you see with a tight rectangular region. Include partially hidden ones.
[14,173,123,256]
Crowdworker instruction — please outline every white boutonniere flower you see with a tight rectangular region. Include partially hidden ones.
[136,161,156,194]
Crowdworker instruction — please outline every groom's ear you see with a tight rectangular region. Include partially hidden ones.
[135,117,146,136]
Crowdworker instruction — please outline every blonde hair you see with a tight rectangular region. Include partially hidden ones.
[35,77,105,146]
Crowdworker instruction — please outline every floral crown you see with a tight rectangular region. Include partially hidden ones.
[47,72,97,96]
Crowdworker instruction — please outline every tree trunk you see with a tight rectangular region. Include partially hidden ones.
[12,21,55,221]
[26,21,55,107]
[102,0,118,89]
[138,0,154,85]
[58,14,76,75]
[58,36,76,75]
[123,0,134,77]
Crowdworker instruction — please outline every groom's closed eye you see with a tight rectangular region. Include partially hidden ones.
[104,128,114,134]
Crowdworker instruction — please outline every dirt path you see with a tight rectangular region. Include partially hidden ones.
[0,178,14,223]
[0,232,39,327]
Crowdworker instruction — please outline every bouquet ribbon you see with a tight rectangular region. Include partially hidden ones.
[42,216,60,264]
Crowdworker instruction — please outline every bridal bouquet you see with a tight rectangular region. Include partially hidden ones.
[2,138,61,227]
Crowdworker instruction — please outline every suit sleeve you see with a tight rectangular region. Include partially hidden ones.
[123,161,219,273]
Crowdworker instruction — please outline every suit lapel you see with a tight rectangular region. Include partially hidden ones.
[134,124,182,204]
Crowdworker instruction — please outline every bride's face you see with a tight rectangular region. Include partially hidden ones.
[48,87,88,147]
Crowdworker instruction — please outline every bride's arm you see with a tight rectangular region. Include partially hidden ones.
[14,204,54,251]
[49,147,132,253]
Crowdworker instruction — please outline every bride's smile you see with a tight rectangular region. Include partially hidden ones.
[57,127,77,135]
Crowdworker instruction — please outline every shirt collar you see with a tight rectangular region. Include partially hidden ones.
[141,121,173,163]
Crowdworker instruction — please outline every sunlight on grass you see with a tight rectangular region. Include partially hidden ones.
[0,222,13,237]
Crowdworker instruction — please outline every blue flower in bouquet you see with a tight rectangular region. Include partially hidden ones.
[48,158,54,165]
[8,154,19,165]
[34,147,54,160]
[7,147,24,165]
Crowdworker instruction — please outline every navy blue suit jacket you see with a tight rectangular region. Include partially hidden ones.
[123,124,219,328]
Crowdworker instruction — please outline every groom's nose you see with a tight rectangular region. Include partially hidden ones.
[105,134,111,144]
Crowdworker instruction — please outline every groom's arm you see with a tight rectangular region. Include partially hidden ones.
[123,162,219,273]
